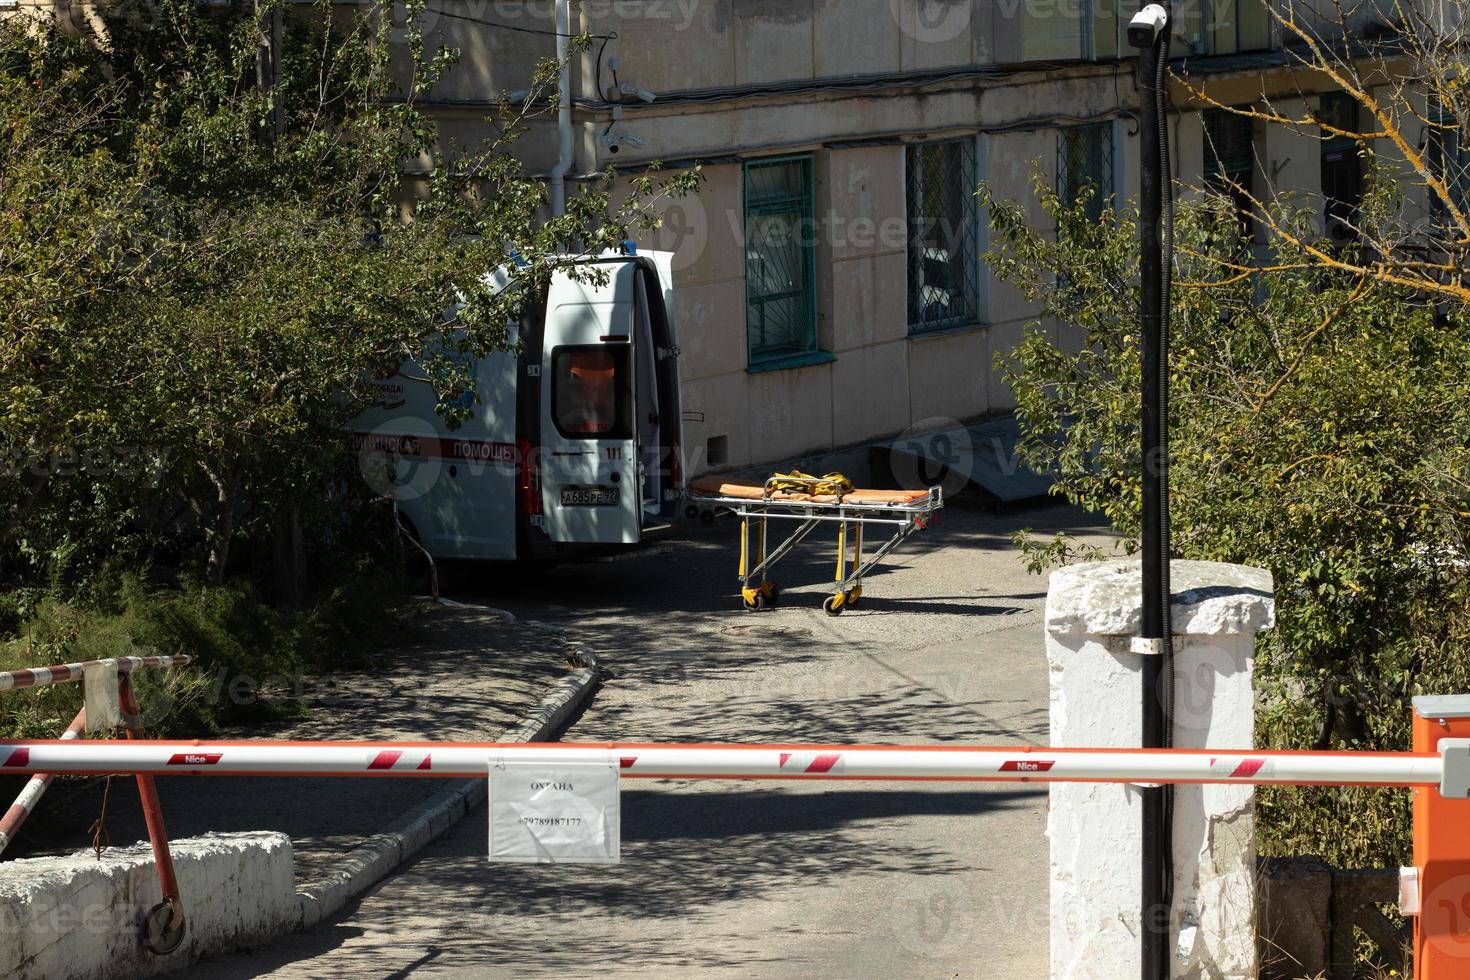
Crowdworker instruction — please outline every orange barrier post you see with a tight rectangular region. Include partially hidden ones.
[119,671,187,955]
[1413,695,1470,978]
[0,707,86,856]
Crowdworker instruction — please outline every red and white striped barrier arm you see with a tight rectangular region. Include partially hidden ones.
[0,708,86,856]
[0,741,1454,792]
[0,654,193,693]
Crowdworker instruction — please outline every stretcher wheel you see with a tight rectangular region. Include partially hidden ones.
[844,589,861,609]
[743,593,768,612]
[699,510,716,527]
[822,595,845,617]
[685,505,700,520]
[142,901,186,956]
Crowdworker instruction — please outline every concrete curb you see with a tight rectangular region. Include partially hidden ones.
[294,649,600,930]
[0,832,296,980]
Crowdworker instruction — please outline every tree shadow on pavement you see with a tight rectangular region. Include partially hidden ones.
[189,786,1042,977]
[582,683,1049,745]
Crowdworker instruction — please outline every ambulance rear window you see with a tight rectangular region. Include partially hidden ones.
[552,346,630,439]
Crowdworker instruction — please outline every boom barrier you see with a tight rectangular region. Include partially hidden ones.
[0,740,1461,793]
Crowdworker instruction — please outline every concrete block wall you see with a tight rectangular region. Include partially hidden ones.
[0,832,296,980]
[580,0,997,97]
[1373,83,1436,226]
[637,137,1034,476]
[610,80,1358,479]
[823,145,910,446]
[626,109,1171,475]
[1173,111,1206,202]
[507,0,1359,479]
[1256,857,1409,980]
[983,128,1054,410]
[1263,97,1327,237]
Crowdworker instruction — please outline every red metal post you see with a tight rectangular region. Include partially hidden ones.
[1413,695,1470,978]
[118,671,186,950]
[0,707,86,856]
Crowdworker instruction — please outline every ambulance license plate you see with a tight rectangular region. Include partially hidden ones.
[561,486,618,506]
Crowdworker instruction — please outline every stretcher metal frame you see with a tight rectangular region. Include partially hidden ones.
[693,477,943,616]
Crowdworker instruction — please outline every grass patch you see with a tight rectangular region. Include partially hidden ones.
[0,570,409,741]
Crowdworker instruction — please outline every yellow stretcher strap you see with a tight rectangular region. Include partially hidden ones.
[768,470,855,499]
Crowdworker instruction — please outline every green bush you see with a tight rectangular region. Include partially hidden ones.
[986,174,1470,868]
[0,9,697,590]
[1257,594,1470,865]
[0,571,408,741]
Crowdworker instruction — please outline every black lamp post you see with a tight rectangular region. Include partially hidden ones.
[1128,4,1174,979]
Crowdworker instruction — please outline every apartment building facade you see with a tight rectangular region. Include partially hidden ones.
[18,0,1423,474]
[450,0,1409,475]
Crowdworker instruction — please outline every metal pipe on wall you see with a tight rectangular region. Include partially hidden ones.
[550,0,575,217]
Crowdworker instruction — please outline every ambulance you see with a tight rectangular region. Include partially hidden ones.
[351,249,684,562]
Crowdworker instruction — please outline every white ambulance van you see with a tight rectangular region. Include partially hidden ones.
[351,250,684,562]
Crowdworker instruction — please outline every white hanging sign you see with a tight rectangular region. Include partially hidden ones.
[83,661,122,732]
[488,758,620,864]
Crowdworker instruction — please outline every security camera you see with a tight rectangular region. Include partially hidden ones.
[619,82,657,105]
[1127,4,1170,48]
[599,131,648,153]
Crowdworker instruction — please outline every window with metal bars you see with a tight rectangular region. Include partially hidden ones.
[743,157,819,366]
[906,139,980,333]
[1058,123,1115,223]
[1318,93,1365,245]
[1204,109,1256,242]
[1206,0,1270,55]
[1426,98,1470,231]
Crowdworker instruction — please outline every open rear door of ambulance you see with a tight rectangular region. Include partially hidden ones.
[642,250,684,522]
[538,260,642,546]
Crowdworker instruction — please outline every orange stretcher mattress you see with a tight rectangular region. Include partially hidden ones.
[690,477,930,506]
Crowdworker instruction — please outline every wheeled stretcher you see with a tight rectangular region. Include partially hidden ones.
[689,475,943,616]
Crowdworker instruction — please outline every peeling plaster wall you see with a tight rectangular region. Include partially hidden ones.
[1045,560,1275,979]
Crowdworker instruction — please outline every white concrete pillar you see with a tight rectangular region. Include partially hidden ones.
[1045,559,1275,980]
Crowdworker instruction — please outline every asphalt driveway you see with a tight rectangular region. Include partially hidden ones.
[187,494,1114,979]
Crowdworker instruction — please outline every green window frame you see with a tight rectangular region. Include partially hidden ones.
[743,156,820,369]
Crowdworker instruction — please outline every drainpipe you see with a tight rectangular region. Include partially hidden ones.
[549,0,574,217]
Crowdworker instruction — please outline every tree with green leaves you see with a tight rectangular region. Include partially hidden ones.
[0,0,695,590]
[986,173,1470,864]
